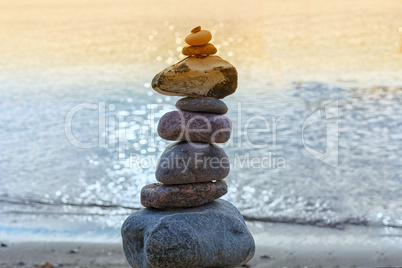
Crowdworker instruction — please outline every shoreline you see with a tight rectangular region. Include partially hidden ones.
[1,223,402,268]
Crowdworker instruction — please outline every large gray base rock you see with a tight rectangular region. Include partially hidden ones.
[122,199,255,268]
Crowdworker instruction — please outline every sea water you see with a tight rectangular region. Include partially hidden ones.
[0,0,401,241]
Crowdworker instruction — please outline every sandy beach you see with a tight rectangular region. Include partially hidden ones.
[1,223,402,268]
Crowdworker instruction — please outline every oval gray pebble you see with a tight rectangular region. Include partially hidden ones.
[176,97,228,114]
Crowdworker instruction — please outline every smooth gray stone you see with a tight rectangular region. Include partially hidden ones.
[156,141,230,184]
[158,110,232,143]
[152,55,237,99]
[121,199,255,268]
[176,97,228,114]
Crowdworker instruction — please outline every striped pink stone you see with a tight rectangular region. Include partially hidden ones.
[141,180,227,209]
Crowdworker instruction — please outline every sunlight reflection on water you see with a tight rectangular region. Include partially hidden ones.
[0,0,402,237]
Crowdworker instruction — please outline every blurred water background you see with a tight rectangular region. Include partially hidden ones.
[0,0,402,241]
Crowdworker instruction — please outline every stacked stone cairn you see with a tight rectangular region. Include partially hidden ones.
[122,26,255,268]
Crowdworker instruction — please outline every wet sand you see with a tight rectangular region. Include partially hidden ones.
[1,223,402,268]
[0,242,127,268]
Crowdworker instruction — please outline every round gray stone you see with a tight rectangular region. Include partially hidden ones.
[176,97,228,114]
[156,141,230,184]
[158,110,232,143]
[122,199,255,268]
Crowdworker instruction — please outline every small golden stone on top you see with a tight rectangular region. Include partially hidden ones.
[191,26,201,33]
